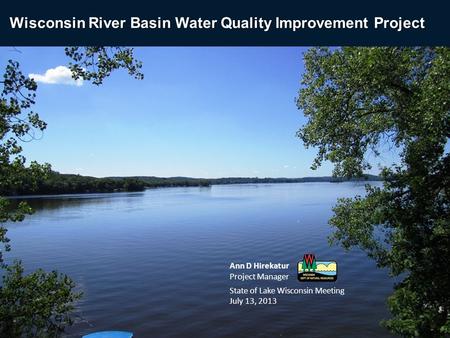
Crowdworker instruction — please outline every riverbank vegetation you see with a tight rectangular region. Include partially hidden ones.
[1,171,381,196]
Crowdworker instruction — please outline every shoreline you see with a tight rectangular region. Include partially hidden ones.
[5,180,383,199]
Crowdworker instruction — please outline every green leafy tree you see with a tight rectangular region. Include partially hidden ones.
[301,260,307,271]
[65,47,143,85]
[297,47,449,336]
[0,263,80,337]
[0,47,143,337]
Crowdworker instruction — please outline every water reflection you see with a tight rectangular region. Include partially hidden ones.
[6,183,393,337]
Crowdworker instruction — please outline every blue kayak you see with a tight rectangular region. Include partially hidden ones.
[82,331,133,338]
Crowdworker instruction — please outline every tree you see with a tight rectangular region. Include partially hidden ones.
[311,259,317,272]
[297,47,449,336]
[0,47,143,336]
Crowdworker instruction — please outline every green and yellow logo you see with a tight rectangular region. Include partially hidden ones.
[297,254,337,282]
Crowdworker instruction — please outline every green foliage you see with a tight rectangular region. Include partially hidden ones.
[0,173,385,197]
[1,171,147,195]
[0,47,144,336]
[65,47,143,85]
[298,47,450,336]
[1,58,50,269]
[0,261,82,338]
[0,198,33,268]
[1,60,50,191]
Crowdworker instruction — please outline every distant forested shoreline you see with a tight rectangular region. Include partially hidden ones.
[2,171,382,196]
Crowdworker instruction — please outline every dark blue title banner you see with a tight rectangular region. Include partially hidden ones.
[0,0,448,45]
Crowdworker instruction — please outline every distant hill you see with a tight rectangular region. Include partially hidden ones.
[3,172,382,197]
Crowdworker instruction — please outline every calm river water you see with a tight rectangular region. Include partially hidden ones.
[6,182,394,337]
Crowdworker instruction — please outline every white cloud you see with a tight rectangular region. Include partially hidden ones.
[29,66,83,86]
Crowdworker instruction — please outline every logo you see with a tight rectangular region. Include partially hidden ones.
[297,254,337,282]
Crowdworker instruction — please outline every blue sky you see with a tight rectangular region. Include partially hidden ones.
[0,47,394,178]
